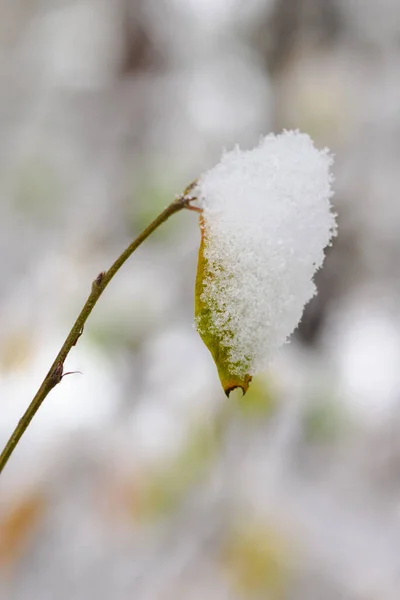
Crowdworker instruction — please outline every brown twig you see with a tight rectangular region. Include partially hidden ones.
[0,192,195,475]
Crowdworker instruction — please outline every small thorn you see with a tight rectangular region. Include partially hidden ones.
[62,370,83,379]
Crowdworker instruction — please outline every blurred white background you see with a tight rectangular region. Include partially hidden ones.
[1,1,400,598]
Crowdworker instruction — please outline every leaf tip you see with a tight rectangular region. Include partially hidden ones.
[223,374,253,398]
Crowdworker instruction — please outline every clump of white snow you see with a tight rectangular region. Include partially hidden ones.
[194,130,336,375]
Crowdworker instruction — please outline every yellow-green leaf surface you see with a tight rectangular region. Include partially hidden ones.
[195,215,252,396]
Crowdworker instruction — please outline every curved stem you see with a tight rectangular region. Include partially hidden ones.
[0,194,193,475]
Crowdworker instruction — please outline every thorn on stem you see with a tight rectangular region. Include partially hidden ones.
[62,370,83,379]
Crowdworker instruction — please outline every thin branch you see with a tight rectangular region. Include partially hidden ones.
[0,192,195,475]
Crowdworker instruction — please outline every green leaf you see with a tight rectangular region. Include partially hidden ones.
[195,216,252,396]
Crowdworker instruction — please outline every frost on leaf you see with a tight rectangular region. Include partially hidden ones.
[193,130,336,396]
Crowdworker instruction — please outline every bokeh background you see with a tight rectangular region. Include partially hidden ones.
[1,0,400,598]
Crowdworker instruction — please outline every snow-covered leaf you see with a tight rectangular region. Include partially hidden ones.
[194,131,336,394]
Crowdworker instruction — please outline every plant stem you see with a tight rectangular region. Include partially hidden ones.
[0,193,194,475]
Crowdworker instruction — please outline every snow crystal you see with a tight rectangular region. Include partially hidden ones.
[194,130,336,376]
